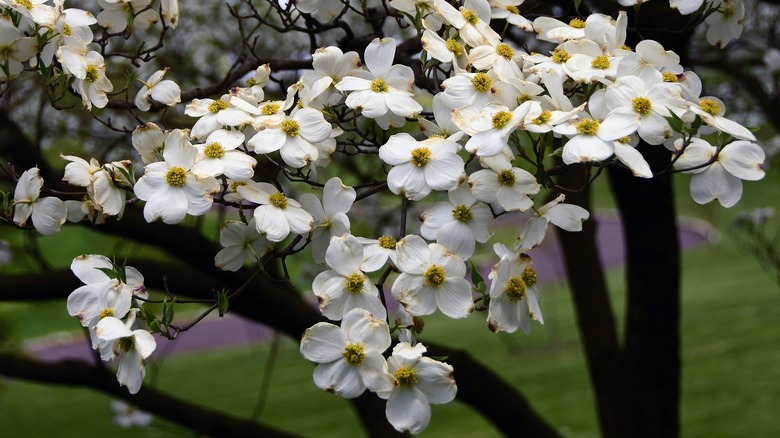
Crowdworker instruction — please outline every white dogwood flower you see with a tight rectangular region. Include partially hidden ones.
[299,177,356,264]
[236,182,313,242]
[13,167,67,235]
[379,133,464,201]
[247,107,332,168]
[133,130,220,224]
[300,308,394,398]
[95,312,157,394]
[516,194,590,250]
[487,244,543,334]
[391,235,474,318]
[377,342,457,434]
[214,219,273,271]
[420,186,492,260]
[336,37,422,129]
[312,234,387,321]
[191,129,256,181]
[468,164,540,212]
[673,138,765,207]
[134,68,181,111]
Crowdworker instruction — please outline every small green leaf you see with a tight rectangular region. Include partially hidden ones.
[690,114,702,133]
[162,299,174,326]
[217,290,230,317]
[666,109,684,132]
[469,261,486,294]
[428,355,449,361]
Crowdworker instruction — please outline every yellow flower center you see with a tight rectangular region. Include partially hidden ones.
[497,169,516,186]
[165,166,187,187]
[98,308,114,319]
[261,102,280,115]
[619,44,632,51]
[370,78,389,93]
[506,5,519,14]
[504,276,526,302]
[492,110,512,129]
[576,118,600,135]
[245,77,257,87]
[208,100,229,113]
[569,18,586,29]
[410,147,431,167]
[269,192,288,209]
[412,316,425,334]
[394,365,418,388]
[452,204,473,223]
[204,142,225,159]
[591,55,610,70]
[344,272,365,295]
[632,97,652,115]
[617,136,631,144]
[85,64,99,83]
[471,73,491,93]
[423,265,445,288]
[342,343,366,366]
[662,72,679,82]
[17,0,32,9]
[551,49,570,63]
[461,8,478,25]
[533,110,552,125]
[281,119,300,137]
[522,265,538,287]
[446,39,463,57]
[230,181,247,191]
[62,24,73,36]
[496,43,514,61]
[699,98,721,116]
[118,337,134,352]
[378,235,396,249]
[722,4,735,18]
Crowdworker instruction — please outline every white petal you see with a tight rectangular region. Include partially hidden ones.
[690,164,742,207]
[386,388,431,434]
[300,322,347,362]
[719,141,766,181]
[31,197,66,235]
[71,254,112,284]
[313,359,365,398]
[415,358,457,404]
[436,278,474,318]
[95,316,133,341]
[325,234,364,276]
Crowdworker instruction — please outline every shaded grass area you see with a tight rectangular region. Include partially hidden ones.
[1,235,779,437]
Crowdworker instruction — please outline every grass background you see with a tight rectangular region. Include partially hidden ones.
[0,166,778,437]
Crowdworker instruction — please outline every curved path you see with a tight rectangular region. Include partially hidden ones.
[27,213,716,363]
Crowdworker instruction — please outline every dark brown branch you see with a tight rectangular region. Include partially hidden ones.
[554,164,622,438]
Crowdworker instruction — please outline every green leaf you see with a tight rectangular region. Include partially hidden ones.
[217,290,229,317]
[666,109,684,132]
[690,114,703,133]
[162,299,174,326]
[469,261,486,294]
[96,267,118,280]
[428,355,449,361]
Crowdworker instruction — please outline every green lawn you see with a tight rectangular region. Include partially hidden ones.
[1,167,778,437]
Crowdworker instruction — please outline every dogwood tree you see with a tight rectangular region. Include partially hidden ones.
[0,0,775,436]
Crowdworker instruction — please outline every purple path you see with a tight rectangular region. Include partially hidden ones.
[28,214,714,363]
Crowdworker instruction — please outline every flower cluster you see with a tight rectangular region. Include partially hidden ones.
[66,255,155,394]
[2,0,768,434]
